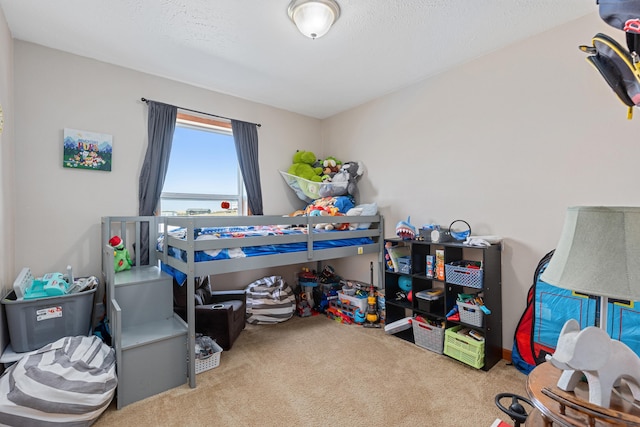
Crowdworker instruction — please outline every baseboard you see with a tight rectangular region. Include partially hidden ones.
[502,347,511,362]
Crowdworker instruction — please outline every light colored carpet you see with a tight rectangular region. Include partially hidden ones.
[93,315,527,426]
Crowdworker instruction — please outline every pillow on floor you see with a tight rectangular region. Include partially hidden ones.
[245,276,296,324]
[0,335,116,426]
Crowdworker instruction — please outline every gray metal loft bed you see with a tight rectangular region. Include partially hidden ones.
[102,214,383,396]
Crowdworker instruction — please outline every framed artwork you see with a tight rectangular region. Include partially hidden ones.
[63,128,112,171]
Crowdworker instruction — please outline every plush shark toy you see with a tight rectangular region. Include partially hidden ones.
[395,217,416,240]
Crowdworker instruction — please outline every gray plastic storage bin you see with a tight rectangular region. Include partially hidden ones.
[2,288,96,353]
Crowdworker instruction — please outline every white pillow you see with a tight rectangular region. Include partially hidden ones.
[196,234,222,258]
[347,202,378,230]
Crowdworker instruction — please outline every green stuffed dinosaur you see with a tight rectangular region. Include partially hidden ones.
[288,150,323,182]
[108,235,133,272]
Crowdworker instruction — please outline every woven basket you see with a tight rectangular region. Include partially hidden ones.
[412,319,444,354]
[445,263,483,288]
[195,341,223,374]
[456,301,484,327]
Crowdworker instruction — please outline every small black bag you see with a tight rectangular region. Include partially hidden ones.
[580,1,640,118]
[580,33,640,116]
[598,0,640,32]
[598,0,640,51]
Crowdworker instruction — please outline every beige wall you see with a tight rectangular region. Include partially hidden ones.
[12,41,322,290]
[0,5,14,347]
[6,11,639,352]
[325,12,640,350]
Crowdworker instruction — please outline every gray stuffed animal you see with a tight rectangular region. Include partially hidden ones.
[332,161,364,199]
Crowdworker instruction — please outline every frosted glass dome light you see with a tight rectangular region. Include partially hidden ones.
[288,0,341,39]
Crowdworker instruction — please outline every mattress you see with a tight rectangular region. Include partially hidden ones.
[158,225,375,284]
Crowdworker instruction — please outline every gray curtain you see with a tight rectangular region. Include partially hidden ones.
[138,101,177,264]
[231,120,263,215]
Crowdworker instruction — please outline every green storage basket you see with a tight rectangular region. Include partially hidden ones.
[443,325,485,369]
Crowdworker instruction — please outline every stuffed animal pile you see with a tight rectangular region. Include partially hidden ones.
[303,196,354,230]
[286,150,364,200]
[288,196,377,231]
[283,150,375,230]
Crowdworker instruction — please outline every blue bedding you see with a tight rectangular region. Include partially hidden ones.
[158,225,375,284]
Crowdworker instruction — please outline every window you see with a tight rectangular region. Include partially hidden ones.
[160,113,244,216]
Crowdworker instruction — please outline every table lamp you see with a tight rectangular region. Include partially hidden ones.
[541,206,640,326]
[540,206,640,408]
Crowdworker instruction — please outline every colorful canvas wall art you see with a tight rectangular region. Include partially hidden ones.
[63,128,112,171]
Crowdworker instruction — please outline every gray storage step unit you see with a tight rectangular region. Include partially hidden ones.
[102,217,189,409]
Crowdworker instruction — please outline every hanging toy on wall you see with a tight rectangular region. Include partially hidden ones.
[579,0,640,119]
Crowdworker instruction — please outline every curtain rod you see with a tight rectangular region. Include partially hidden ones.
[140,97,261,127]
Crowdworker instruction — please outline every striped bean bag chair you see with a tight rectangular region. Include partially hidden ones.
[245,276,296,324]
[0,335,116,426]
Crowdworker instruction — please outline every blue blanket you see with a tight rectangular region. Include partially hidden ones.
[159,225,374,285]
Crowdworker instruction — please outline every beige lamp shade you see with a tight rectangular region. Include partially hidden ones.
[541,206,640,301]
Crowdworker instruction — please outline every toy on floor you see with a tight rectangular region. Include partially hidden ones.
[316,287,339,313]
[494,393,533,427]
[109,235,133,272]
[327,299,359,324]
[384,317,412,334]
[296,292,312,317]
[297,267,317,309]
[363,285,381,328]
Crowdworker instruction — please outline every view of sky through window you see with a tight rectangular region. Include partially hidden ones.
[161,125,240,214]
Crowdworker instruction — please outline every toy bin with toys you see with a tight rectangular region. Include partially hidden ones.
[2,268,96,353]
[336,290,368,313]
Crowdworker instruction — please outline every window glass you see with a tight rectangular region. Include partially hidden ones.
[160,116,243,216]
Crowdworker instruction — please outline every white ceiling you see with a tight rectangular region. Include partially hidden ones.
[1,0,598,119]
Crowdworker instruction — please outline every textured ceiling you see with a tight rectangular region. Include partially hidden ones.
[0,0,598,118]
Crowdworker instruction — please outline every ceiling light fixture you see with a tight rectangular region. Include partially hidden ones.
[287,0,341,39]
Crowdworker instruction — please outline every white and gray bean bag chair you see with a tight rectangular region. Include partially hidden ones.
[245,276,296,325]
[0,335,116,426]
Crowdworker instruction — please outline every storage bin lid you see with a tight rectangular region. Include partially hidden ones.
[415,289,443,301]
